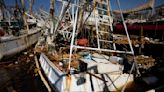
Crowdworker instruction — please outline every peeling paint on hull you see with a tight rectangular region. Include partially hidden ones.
[0,29,41,60]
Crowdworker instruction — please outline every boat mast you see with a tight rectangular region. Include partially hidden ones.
[20,0,29,31]
[48,0,55,44]
[0,0,5,21]
[29,0,34,15]
[50,0,55,19]
[68,0,134,70]
[68,0,79,70]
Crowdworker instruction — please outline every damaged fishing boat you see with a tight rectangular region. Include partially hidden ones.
[35,0,137,91]
[0,27,41,60]
[0,0,42,60]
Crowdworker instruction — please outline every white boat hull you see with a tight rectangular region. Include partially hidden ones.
[0,29,41,60]
[39,53,134,92]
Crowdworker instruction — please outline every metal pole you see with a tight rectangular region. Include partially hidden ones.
[68,0,79,70]
[116,0,134,55]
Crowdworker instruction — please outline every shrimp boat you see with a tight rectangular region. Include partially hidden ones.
[35,0,137,91]
[0,0,42,60]
[0,27,41,60]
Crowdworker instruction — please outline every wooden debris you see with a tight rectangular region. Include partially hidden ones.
[135,55,156,70]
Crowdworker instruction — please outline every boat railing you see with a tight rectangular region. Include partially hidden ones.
[39,53,66,92]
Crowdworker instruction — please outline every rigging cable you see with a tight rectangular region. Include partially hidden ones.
[116,0,140,92]
[53,0,71,37]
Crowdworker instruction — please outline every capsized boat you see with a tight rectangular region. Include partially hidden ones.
[35,0,137,91]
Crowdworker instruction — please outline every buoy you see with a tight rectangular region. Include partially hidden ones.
[77,38,88,46]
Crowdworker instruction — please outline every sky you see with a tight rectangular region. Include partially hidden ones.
[4,0,164,15]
